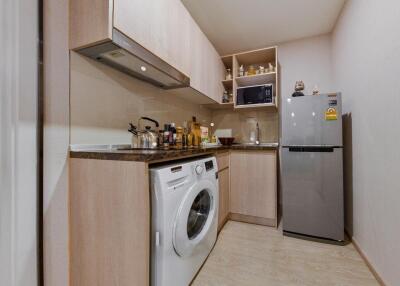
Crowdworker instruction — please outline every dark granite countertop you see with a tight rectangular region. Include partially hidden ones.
[70,143,279,163]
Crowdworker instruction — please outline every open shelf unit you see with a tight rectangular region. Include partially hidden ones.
[205,46,279,110]
[220,55,234,104]
[233,46,278,109]
[217,46,279,109]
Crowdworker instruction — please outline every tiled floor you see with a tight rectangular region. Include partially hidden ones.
[192,221,379,286]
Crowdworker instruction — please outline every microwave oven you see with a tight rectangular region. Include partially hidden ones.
[236,84,274,106]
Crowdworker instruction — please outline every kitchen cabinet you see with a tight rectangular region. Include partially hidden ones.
[229,150,277,227]
[69,159,150,286]
[216,152,230,231]
[70,0,225,103]
[113,0,192,78]
[68,147,278,286]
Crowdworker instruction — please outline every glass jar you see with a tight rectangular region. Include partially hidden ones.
[226,68,232,80]
[247,65,256,76]
[222,90,229,103]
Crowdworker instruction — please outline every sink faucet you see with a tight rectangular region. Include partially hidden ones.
[256,122,260,145]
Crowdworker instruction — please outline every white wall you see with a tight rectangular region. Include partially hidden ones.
[332,1,400,285]
[43,0,69,285]
[278,33,334,100]
[0,0,38,285]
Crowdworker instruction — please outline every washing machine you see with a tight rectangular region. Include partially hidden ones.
[150,156,219,286]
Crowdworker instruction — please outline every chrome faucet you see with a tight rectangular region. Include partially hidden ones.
[256,122,260,145]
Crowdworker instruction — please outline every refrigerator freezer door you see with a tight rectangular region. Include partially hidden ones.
[281,147,344,241]
[282,94,343,146]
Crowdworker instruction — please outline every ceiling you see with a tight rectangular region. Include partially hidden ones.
[182,0,346,55]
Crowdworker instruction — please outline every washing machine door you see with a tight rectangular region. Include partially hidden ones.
[173,179,217,257]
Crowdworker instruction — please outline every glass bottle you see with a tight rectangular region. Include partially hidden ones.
[163,124,170,148]
[170,122,176,145]
[175,127,183,149]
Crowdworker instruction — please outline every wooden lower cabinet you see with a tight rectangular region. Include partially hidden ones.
[68,150,277,285]
[229,150,277,227]
[216,152,230,231]
[69,158,150,286]
[217,167,230,230]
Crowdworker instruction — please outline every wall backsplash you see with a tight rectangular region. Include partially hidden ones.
[211,109,279,143]
[70,52,212,144]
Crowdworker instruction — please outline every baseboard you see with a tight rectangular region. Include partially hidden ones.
[217,216,230,233]
[346,231,386,286]
[229,213,277,227]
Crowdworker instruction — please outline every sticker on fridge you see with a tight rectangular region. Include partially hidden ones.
[325,108,338,120]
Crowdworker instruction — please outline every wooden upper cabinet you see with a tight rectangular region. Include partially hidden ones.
[70,0,224,103]
[113,0,192,76]
[189,23,225,103]
[70,0,113,50]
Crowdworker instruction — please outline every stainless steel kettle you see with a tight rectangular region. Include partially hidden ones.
[129,117,160,149]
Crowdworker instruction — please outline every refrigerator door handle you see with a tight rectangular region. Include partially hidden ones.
[288,146,335,152]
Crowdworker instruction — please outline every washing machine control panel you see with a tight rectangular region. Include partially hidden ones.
[195,165,204,175]
[204,160,214,172]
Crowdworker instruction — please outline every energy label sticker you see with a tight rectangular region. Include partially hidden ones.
[325,108,337,120]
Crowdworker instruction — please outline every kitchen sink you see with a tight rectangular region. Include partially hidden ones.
[116,147,176,151]
[234,142,279,147]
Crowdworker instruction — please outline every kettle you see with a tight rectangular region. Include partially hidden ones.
[143,126,159,148]
[129,117,160,149]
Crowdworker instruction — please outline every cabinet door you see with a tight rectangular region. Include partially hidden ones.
[230,151,277,222]
[189,23,225,103]
[113,0,192,76]
[207,42,226,103]
[218,167,230,231]
[216,151,230,170]
[70,159,150,286]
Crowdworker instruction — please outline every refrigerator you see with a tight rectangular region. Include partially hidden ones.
[281,93,344,242]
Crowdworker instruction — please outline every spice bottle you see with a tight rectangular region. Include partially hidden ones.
[170,123,177,145]
[163,124,170,148]
[176,127,183,149]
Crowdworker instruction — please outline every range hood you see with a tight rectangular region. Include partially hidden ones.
[78,29,190,89]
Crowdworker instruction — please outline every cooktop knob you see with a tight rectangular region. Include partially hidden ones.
[195,165,204,175]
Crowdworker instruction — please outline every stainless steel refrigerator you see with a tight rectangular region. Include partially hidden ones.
[281,93,344,242]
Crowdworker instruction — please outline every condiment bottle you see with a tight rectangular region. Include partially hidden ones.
[187,133,193,147]
[239,65,244,77]
[226,69,232,80]
[170,123,177,144]
[222,91,229,103]
[182,121,188,148]
[175,127,183,149]
[158,130,164,147]
[248,65,256,76]
[190,116,200,147]
[163,124,170,148]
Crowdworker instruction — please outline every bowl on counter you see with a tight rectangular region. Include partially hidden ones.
[218,137,235,146]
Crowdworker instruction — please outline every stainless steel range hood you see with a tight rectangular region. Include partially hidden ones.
[77,29,190,89]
